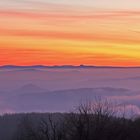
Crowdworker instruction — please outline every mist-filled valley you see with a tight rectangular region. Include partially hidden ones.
[0,67,140,116]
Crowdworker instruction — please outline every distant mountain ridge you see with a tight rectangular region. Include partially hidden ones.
[0,65,140,69]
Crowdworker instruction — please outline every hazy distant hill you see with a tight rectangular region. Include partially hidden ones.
[15,84,47,94]
[1,86,136,113]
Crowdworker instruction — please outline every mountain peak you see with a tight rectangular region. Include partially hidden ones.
[17,84,45,93]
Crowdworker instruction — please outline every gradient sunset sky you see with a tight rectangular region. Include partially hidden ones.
[0,0,140,66]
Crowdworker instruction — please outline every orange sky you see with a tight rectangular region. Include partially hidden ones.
[0,1,140,66]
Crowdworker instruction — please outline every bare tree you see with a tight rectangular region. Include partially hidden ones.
[38,114,66,140]
[64,98,116,140]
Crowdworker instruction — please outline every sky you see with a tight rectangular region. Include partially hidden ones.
[0,0,140,66]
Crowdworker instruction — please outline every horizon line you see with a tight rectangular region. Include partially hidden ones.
[0,64,140,68]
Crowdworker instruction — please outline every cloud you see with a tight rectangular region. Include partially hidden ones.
[0,9,140,20]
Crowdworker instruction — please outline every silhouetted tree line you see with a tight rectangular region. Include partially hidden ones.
[12,99,140,140]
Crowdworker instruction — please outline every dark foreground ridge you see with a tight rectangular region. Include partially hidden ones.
[1,101,140,140]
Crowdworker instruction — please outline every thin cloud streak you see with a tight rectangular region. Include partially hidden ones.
[0,28,140,44]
